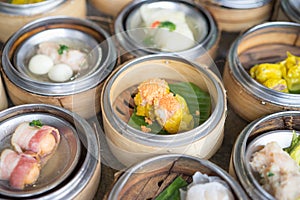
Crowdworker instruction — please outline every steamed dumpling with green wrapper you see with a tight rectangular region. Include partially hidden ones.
[133,78,194,134]
[139,4,196,52]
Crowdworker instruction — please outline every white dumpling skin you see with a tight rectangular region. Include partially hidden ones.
[48,63,73,82]
[186,182,234,200]
[28,54,54,75]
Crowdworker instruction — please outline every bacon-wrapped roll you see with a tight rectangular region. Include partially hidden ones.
[0,149,40,190]
[11,122,60,162]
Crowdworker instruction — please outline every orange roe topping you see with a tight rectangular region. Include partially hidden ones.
[138,78,169,105]
[141,125,151,133]
[151,20,160,28]
[156,93,180,113]
[145,117,153,125]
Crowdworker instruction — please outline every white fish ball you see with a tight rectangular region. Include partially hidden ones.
[48,64,73,82]
[28,54,54,75]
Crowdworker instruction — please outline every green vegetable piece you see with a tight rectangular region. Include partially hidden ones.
[58,44,69,55]
[155,176,188,200]
[284,130,300,153]
[29,119,43,128]
[290,143,300,166]
[158,21,176,32]
[267,171,274,177]
[284,130,300,165]
[128,108,168,135]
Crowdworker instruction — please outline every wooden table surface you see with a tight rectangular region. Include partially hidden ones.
[85,3,250,199]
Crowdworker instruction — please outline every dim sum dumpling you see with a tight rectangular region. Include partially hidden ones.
[180,171,234,200]
[139,4,196,52]
[186,182,234,200]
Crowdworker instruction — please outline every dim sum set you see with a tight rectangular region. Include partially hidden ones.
[0,120,60,190]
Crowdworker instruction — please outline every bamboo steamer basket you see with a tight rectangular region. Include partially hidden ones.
[195,0,274,32]
[230,111,300,199]
[0,0,87,43]
[101,54,227,167]
[89,0,133,17]
[0,74,8,111]
[114,0,220,66]
[1,16,117,119]
[107,154,248,199]
[223,22,300,122]
[0,104,100,199]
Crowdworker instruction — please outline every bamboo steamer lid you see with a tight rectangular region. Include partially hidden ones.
[195,0,274,32]
[107,154,248,199]
[89,0,133,17]
[101,54,227,167]
[0,0,87,43]
[223,21,300,122]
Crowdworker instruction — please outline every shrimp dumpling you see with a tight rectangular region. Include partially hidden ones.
[133,78,194,134]
[154,93,194,134]
[134,78,170,119]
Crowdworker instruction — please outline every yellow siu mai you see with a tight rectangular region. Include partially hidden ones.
[134,78,170,120]
[154,93,194,134]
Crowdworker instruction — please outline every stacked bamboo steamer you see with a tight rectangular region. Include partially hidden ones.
[0,0,87,43]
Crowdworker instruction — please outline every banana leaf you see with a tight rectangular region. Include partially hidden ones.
[169,82,211,126]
